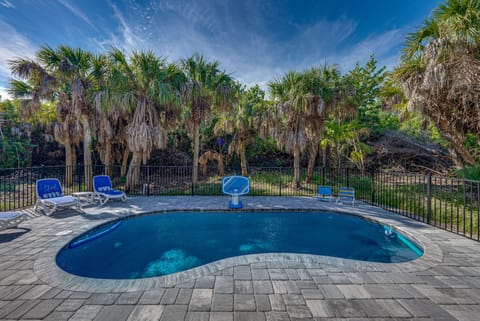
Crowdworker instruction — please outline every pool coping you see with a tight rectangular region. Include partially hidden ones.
[33,201,443,293]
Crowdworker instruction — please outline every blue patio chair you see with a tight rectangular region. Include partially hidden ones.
[222,175,250,209]
[93,175,127,205]
[0,211,25,231]
[336,187,355,206]
[316,186,334,202]
[34,178,82,215]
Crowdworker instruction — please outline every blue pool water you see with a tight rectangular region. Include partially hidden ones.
[56,212,423,279]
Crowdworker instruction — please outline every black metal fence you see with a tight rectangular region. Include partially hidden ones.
[1,165,479,241]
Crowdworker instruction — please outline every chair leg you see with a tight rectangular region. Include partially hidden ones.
[34,200,40,212]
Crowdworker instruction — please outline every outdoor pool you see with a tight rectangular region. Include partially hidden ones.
[56,211,423,279]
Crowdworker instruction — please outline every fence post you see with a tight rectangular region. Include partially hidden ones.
[370,169,375,204]
[346,168,350,187]
[427,173,432,224]
[279,167,282,196]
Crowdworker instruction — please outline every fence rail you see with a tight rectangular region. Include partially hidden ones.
[1,165,479,241]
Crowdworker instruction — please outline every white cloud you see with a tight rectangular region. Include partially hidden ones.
[0,86,11,100]
[93,1,146,54]
[90,2,403,93]
[335,28,404,71]
[57,0,98,31]
[0,20,37,80]
[1,0,14,8]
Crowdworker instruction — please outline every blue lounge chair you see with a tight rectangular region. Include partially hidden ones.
[0,211,25,231]
[93,175,127,205]
[336,187,355,206]
[222,175,250,209]
[316,186,334,202]
[34,178,82,215]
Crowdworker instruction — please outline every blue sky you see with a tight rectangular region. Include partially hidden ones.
[0,0,442,98]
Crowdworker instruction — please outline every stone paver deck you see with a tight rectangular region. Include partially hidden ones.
[1,196,479,320]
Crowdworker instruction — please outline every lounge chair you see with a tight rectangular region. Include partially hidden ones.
[336,187,355,206]
[222,175,250,209]
[93,175,127,205]
[0,211,25,231]
[316,186,334,202]
[34,178,82,215]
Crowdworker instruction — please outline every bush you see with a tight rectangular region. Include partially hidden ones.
[456,165,480,181]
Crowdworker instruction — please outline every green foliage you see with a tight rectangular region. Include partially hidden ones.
[399,113,448,147]
[322,119,372,170]
[28,101,57,125]
[0,100,35,168]
[464,132,480,161]
[379,112,400,131]
[455,165,480,180]
[344,54,386,134]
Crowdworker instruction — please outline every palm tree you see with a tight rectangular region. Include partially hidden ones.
[10,46,100,188]
[39,46,99,189]
[214,84,266,176]
[268,65,346,187]
[104,49,184,191]
[395,0,480,165]
[301,65,347,182]
[8,48,84,186]
[91,54,128,178]
[181,54,232,188]
[268,71,312,188]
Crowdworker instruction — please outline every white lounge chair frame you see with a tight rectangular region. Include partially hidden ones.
[0,211,25,231]
[93,175,127,205]
[34,178,82,215]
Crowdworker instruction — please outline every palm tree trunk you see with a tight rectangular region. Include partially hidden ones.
[81,114,93,191]
[121,148,129,177]
[305,142,319,184]
[104,142,113,177]
[239,141,247,176]
[435,118,475,165]
[72,147,77,175]
[126,151,141,192]
[192,120,200,189]
[292,141,301,188]
[65,141,73,187]
[321,147,327,167]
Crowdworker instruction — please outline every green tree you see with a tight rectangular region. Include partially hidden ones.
[268,71,316,187]
[181,54,232,188]
[103,49,184,191]
[215,84,267,176]
[9,46,99,188]
[321,120,372,170]
[345,54,386,134]
[395,0,480,165]
[302,65,346,182]
[0,100,33,168]
[268,65,346,187]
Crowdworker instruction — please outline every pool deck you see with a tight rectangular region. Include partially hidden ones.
[1,196,479,320]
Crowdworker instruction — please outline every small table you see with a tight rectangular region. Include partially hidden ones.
[72,192,97,204]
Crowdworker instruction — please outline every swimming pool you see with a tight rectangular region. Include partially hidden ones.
[56,211,423,279]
